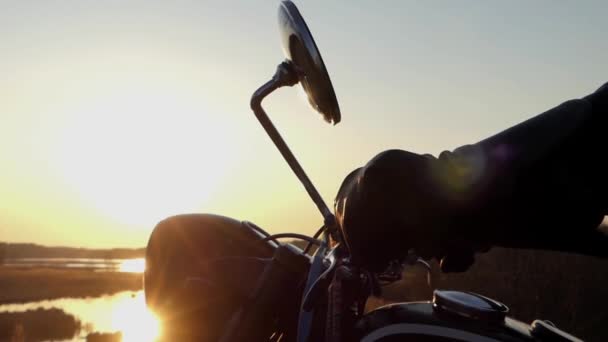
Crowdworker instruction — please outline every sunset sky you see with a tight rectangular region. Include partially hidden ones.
[1,0,607,248]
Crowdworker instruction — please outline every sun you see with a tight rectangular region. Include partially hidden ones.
[55,89,237,229]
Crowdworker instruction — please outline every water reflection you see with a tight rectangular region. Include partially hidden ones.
[111,292,160,341]
[2,258,146,273]
[0,291,160,342]
[118,258,146,273]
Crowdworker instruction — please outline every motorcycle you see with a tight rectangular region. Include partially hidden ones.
[144,1,584,341]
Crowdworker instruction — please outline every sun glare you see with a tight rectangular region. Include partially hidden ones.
[111,292,162,342]
[55,89,238,230]
[119,258,146,273]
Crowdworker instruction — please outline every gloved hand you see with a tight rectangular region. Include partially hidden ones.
[334,150,490,273]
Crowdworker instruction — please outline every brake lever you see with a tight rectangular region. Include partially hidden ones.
[405,250,434,288]
[416,258,434,288]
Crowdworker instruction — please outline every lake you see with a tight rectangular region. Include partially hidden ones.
[0,257,158,341]
[0,291,159,342]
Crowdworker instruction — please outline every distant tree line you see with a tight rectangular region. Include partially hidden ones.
[0,243,6,264]
[0,242,145,260]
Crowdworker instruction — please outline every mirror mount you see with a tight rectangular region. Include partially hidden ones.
[250,61,299,110]
[250,61,337,232]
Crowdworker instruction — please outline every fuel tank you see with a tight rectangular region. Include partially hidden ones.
[355,290,582,341]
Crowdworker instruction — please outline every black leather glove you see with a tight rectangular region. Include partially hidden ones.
[334,149,490,272]
[336,82,608,273]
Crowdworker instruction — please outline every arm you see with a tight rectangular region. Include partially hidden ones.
[335,83,608,272]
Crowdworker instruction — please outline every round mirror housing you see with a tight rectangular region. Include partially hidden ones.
[278,1,341,124]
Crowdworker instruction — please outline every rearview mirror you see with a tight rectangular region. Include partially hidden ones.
[278,1,341,124]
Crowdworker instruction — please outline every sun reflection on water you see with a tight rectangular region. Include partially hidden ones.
[111,292,161,342]
[0,291,162,342]
[118,258,146,273]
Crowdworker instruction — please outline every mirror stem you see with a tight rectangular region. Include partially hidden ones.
[251,61,337,235]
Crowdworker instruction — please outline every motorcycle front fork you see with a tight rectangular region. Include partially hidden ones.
[324,262,372,342]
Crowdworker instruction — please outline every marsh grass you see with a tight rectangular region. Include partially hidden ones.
[0,308,123,342]
[372,247,608,341]
[0,308,80,342]
[0,267,142,304]
[86,331,122,342]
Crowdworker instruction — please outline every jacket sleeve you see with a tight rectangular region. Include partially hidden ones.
[442,85,608,253]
